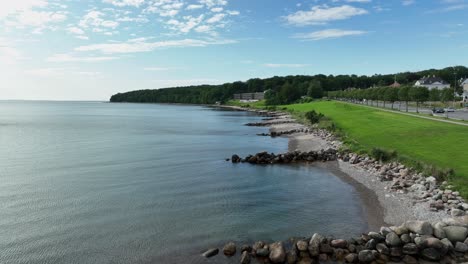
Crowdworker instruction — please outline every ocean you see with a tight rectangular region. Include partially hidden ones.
[0,101,368,263]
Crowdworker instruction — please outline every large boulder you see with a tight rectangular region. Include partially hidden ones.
[405,220,433,235]
[443,226,468,243]
[345,253,358,263]
[202,248,219,258]
[376,243,390,255]
[269,242,286,263]
[358,250,375,263]
[296,240,308,252]
[223,242,236,256]
[433,222,447,239]
[386,232,402,247]
[286,250,298,264]
[331,239,348,249]
[240,251,251,264]
[421,248,442,261]
[308,233,324,256]
[256,248,269,257]
[455,242,468,253]
[403,243,419,255]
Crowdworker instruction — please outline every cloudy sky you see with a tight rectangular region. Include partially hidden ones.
[1,0,467,100]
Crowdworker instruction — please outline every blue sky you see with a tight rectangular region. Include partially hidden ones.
[1,0,467,100]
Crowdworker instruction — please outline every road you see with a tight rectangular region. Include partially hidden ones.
[362,101,468,121]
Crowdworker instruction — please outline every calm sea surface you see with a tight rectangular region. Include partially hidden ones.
[0,101,369,264]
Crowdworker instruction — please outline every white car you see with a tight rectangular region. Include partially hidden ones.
[444,107,455,112]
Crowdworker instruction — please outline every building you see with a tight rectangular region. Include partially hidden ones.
[233,92,265,102]
[461,78,468,103]
[389,81,401,88]
[415,75,450,90]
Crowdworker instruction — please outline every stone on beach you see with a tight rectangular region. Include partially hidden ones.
[269,242,286,263]
[308,233,324,256]
[202,248,219,258]
[223,242,236,256]
[443,226,468,243]
[240,251,251,264]
[405,220,433,235]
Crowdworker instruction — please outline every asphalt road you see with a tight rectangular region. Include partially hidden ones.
[364,102,468,121]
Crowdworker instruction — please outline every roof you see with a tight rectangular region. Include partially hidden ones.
[389,81,401,88]
[461,78,468,85]
[416,76,449,85]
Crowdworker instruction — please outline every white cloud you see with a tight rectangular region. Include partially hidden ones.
[24,68,102,77]
[211,7,223,12]
[206,13,225,23]
[102,0,145,7]
[284,5,368,26]
[75,38,237,54]
[144,67,176,71]
[345,0,371,2]
[198,0,228,7]
[293,29,368,40]
[402,0,415,5]
[47,53,119,62]
[79,10,119,30]
[263,63,309,68]
[0,0,48,19]
[0,38,24,64]
[187,4,203,10]
[67,26,85,35]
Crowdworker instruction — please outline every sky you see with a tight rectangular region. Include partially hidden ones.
[1,0,467,100]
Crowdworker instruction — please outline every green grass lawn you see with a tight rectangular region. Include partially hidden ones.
[283,101,468,196]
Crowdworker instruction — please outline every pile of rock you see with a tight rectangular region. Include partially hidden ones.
[338,152,467,217]
[245,120,296,127]
[230,149,338,165]
[202,219,468,263]
[257,128,311,137]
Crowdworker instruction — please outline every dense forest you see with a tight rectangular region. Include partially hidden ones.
[110,66,468,105]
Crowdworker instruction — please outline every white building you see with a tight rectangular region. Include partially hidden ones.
[461,78,468,102]
[415,75,450,90]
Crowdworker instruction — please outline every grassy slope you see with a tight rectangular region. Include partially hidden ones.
[283,101,468,195]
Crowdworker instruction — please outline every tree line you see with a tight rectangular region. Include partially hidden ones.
[328,86,457,112]
[110,66,467,105]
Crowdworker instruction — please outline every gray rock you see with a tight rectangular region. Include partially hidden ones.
[368,232,384,241]
[380,226,392,236]
[454,242,468,253]
[405,220,434,235]
[421,248,442,261]
[286,250,298,264]
[433,222,447,239]
[319,243,333,254]
[401,234,412,243]
[253,241,265,252]
[297,257,313,264]
[386,232,402,247]
[240,251,251,264]
[403,255,418,264]
[403,243,419,255]
[241,245,252,253]
[393,225,409,235]
[269,242,286,263]
[308,233,324,256]
[376,243,389,255]
[440,238,454,251]
[256,248,269,257]
[452,209,465,217]
[202,248,219,258]
[331,239,348,248]
[223,242,236,256]
[358,250,375,263]
[365,239,377,250]
[296,240,308,252]
[443,226,468,243]
[345,253,358,263]
[390,247,403,257]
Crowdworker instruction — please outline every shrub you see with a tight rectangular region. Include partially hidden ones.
[371,147,398,162]
[305,110,324,124]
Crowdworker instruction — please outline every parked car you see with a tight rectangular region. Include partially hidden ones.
[444,107,455,112]
[432,108,445,114]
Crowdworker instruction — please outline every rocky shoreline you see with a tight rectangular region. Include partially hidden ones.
[203,105,468,263]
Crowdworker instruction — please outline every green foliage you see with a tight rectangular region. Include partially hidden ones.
[110,66,468,104]
[305,110,324,124]
[283,101,468,197]
[307,80,323,99]
[371,147,398,162]
[441,88,455,102]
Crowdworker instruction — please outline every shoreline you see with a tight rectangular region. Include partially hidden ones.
[202,104,468,264]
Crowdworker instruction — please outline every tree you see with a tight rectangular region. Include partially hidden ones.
[441,88,454,103]
[384,88,399,109]
[398,86,410,112]
[307,80,323,99]
[409,86,429,113]
[428,89,441,103]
